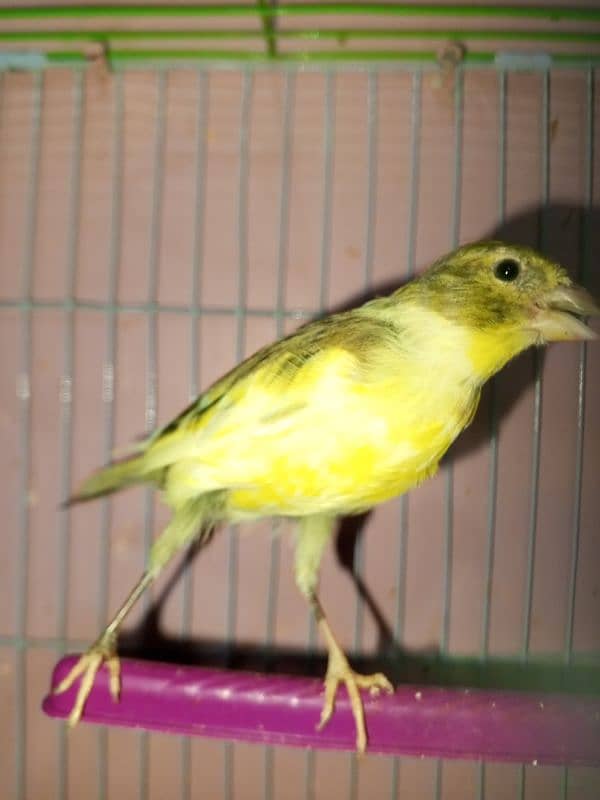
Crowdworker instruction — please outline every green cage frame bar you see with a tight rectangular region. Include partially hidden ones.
[1,3,600,66]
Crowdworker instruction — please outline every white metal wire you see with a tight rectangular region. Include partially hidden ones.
[262,69,295,800]
[435,64,464,800]
[477,67,507,800]
[55,67,84,800]
[14,70,43,800]
[179,68,208,800]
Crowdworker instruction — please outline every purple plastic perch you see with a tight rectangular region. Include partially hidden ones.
[43,655,600,765]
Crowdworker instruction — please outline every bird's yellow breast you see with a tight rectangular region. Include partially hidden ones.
[161,306,486,519]
[224,320,481,518]
[225,379,478,517]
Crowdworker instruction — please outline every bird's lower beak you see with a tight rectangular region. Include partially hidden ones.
[531,284,600,342]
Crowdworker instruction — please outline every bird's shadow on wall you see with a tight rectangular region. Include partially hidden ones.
[117,203,600,695]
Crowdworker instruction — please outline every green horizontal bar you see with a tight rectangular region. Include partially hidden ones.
[1,28,600,44]
[289,28,599,42]
[45,51,90,63]
[39,47,600,65]
[16,46,496,64]
[553,52,600,63]
[5,47,600,68]
[102,47,498,63]
[1,4,600,23]
[0,30,256,42]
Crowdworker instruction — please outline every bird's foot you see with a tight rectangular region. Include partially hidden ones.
[317,642,393,754]
[53,631,120,727]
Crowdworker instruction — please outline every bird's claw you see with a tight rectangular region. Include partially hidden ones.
[317,646,393,754]
[53,632,120,726]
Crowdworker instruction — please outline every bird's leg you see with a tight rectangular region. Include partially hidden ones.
[55,499,206,726]
[54,571,154,726]
[295,515,393,754]
[309,590,393,753]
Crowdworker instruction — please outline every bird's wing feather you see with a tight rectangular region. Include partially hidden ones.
[141,308,403,475]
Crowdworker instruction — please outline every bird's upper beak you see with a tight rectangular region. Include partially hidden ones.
[530,283,600,342]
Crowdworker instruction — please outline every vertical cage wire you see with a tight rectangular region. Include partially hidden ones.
[521,71,550,667]
[477,66,507,800]
[362,70,378,294]
[351,70,378,664]
[15,70,43,800]
[435,63,465,800]
[358,71,379,619]
[179,67,208,800]
[96,68,125,800]
[228,68,253,651]
[518,68,550,800]
[347,68,379,800]
[56,67,84,800]
[262,69,295,800]
[482,70,507,664]
[565,66,595,666]
[303,68,336,800]
[441,64,465,655]
[137,67,168,800]
[560,63,596,800]
[143,68,168,588]
[222,67,253,800]
[391,65,422,800]
[317,71,335,318]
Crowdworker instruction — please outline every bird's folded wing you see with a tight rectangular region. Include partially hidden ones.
[140,310,406,481]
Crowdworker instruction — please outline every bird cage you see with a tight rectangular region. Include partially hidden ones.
[0,3,599,800]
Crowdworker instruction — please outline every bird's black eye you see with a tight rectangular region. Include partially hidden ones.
[494,258,520,282]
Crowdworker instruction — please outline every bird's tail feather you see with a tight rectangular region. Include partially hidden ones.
[65,455,154,506]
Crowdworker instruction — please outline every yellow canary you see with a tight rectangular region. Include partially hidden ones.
[55,241,598,752]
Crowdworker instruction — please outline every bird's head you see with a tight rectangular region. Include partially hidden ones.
[394,240,599,381]
[413,240,599,344]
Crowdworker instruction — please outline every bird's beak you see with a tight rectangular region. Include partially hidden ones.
[531,284,600,342]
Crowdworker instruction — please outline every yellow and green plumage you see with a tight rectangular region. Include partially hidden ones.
[57,241,598,752]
